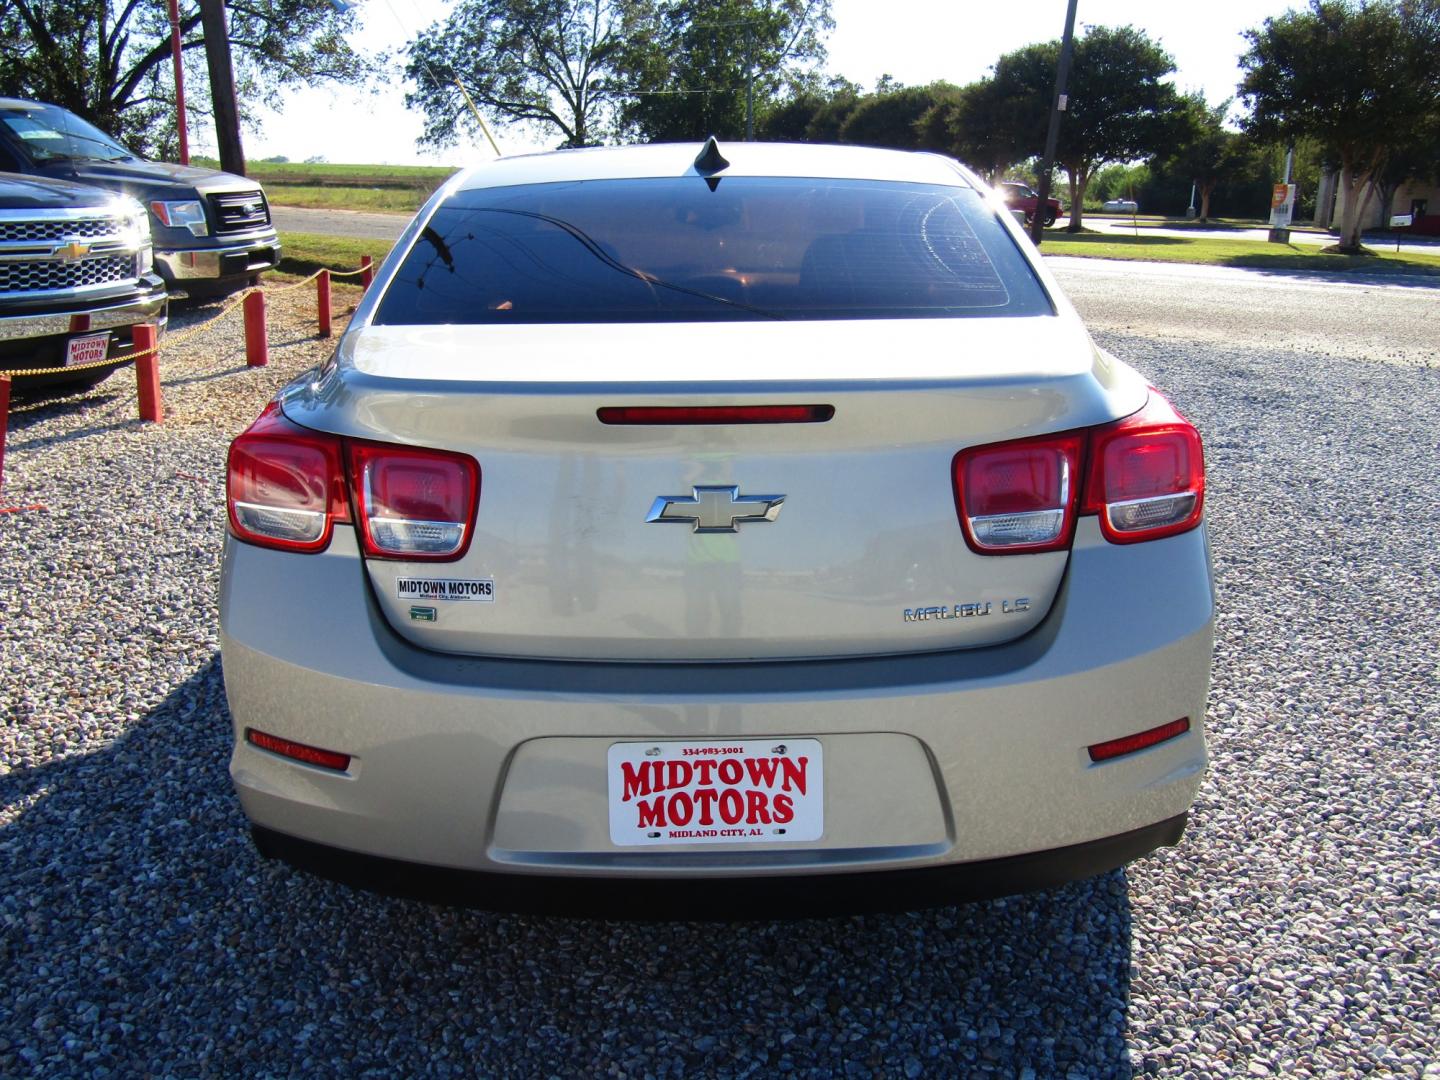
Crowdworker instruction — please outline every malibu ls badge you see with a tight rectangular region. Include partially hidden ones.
[647,485,785,534]
[904,598,1031,622]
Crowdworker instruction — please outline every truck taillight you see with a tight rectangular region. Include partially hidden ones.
[953,390,1204,554]
[1081,392,1205,544]
[227,403,348,553]
[348,442,480,560]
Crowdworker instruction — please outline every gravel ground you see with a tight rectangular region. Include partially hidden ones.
[2,268,1438,1078]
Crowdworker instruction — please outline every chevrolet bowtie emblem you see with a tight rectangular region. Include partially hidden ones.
[52,240,92,261]
[646,485,785,533]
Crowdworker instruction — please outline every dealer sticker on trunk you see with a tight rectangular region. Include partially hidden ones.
[395,577,494,602]
[607,739,823,846]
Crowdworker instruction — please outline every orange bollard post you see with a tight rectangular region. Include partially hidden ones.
[0,375,10,498]
[133,322,162,423]
[360,254,374,290]
[317,268,332,338]
[244,289,269,367]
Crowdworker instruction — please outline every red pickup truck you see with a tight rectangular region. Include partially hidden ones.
[999,182,1062,228]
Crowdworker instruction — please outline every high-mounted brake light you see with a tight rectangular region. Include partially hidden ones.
[953,433,1084,554]
[348,442,480,561]
[598,405,835,425]
[1081,392,1205,544]
[227,403,348,553]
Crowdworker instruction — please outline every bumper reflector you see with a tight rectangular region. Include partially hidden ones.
[1087,717,1191,763]
[246,729,351,772]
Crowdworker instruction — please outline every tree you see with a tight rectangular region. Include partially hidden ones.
[0,0,368,157]
[755,75,860,141]
[1157,95,1259,222]
[1052,26,1185,230]
[616,0,832,143]
[917,27,1181,225]
[915,64,1049,179]
[407,0,652,149]
[199,0,244,174]
[1239,0,1440,252]
[1375,119,1440,226]
[838,82,960,151]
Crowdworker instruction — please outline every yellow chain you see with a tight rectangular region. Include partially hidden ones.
[0,263,369,378]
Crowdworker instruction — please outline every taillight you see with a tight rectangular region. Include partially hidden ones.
[227,403,348,553]
[348,442,480,560]
[1081,392,1204,544]
[953,433,1084,554]
[953,390,1204,554]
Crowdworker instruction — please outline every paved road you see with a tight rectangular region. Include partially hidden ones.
[1049,255,1439,369]
[272,203,411,241]
[1066,214,1440,255]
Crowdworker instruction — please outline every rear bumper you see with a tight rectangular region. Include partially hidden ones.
[155,231,280,282]
[221,517,1214,904]
[253,812,1188,918]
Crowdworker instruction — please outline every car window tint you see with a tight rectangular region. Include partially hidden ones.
[374,177,1052,324]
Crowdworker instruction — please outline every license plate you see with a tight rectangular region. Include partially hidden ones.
[607,739,823,846]
[65,333,111,366]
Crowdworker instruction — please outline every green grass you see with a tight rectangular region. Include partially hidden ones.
[275,232,395,280]
[1039,232,1440,276]
[265,183,429,213]
[195,157,457,185]
[191,158,456,212]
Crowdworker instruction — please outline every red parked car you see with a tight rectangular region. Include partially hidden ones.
[999,181,1062,227]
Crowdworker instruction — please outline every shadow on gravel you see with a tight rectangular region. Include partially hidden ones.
[1,656,1136,1078]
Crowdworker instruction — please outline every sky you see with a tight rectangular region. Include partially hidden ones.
[234,0,1304,166]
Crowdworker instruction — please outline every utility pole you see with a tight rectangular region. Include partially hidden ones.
[167,0,189,164]
[1029,0,1079,247]
[198,0,245,176]
[744,24,755,140]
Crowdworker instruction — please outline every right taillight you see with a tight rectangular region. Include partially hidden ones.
[1081,391,1205,544]
[954,390,1204,554]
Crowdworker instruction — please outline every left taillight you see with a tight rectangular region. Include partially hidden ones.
[953,433,1084,554]
[227,403,348,553]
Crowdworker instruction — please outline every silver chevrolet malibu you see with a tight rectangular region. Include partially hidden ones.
[220,141,1212,917]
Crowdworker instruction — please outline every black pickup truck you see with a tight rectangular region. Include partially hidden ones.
[0,97,280,298]
[0,172,167,392]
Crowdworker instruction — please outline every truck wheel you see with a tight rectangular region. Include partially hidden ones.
[1042,211,1057,227]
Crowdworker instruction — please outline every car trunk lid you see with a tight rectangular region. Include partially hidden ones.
[282,318,1146,661]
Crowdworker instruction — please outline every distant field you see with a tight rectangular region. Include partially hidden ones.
[265,184,428,213]
[194,157,457,185]
[192,158,457,212]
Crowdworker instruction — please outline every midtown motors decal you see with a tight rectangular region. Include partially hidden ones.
[396,577,495,602]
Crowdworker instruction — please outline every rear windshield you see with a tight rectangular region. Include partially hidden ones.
[373,176,1052,324]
